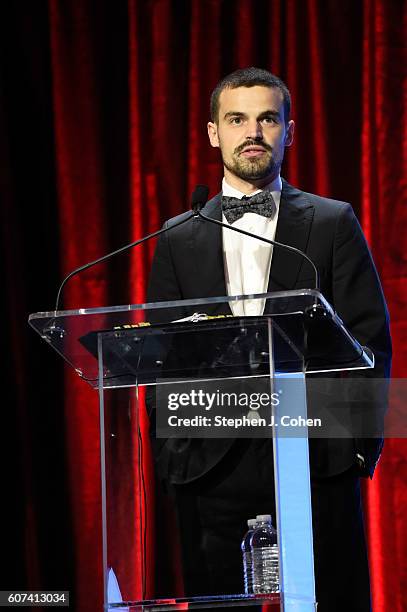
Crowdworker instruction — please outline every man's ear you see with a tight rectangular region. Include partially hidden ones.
[207,121,220,148]
[285,120,295,147]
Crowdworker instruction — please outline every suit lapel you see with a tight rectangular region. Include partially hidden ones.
[191,193,232,314]
[267,180,315,293]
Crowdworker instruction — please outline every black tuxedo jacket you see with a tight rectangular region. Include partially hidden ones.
[147,180,392,483]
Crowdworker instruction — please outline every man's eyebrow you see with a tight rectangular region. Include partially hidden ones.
[258,110,281,119]
[223,111,246,119]
[223,110,281,120]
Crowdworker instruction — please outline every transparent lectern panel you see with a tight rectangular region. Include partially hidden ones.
[29,290,373,389]
[100,339,288,609]
[98,312,372,389]
[99,316,304,388]
[100,323,318,609]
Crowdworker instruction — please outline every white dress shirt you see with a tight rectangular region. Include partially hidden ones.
[222,176,282,316]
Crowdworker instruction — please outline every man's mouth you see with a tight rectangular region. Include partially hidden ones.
[239,146,268,158]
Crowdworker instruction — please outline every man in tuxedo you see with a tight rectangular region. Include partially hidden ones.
[147,68,391,611]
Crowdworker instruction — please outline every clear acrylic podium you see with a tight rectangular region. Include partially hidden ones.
[29,290,374,611]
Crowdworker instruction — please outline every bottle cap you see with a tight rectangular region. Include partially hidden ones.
[256,514,272,522]
[247,518,257,527]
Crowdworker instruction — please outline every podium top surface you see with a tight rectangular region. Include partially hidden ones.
[28,290,374,388]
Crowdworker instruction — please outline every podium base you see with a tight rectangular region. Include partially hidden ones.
[107,594,280,610]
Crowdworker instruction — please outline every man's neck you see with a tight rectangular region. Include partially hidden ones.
[222,174,282,198]
[223,170,280,195]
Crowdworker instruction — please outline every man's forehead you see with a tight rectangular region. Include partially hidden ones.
[218,85,284,116]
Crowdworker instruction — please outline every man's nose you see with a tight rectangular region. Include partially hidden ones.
[245,119,263,140]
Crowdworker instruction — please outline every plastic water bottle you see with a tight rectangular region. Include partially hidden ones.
[251,514,279,593]
[241,518,257,594]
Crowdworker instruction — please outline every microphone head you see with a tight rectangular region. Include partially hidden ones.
[191,184,209,212]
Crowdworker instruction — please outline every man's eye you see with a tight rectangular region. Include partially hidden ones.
[262,116,277,124]
[230,117,242,124]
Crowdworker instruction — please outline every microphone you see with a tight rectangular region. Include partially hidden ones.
[191,184,210,213]
[195,185,320,291]
[54,186,208,311]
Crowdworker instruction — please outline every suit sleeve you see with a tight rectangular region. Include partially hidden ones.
[332,203,391,376]
[332,203,392,476]
[145,222,186,449]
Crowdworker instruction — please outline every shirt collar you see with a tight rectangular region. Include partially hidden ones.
[222,175,282,205]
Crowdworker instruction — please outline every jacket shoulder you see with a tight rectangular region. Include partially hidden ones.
[283,180,353,218]
[164,209,194,228]
[163,193,221,228]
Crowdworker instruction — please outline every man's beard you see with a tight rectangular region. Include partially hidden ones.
[223,153,277,181]
[222,142,281,181]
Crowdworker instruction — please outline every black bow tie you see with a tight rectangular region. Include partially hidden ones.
[221,191,276,224]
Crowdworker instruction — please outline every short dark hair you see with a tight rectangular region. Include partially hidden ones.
[210,67,291,124]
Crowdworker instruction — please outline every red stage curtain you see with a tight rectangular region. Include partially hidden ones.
[3,0,404,609]
[48,3,108,608]
[361,1,407,611]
